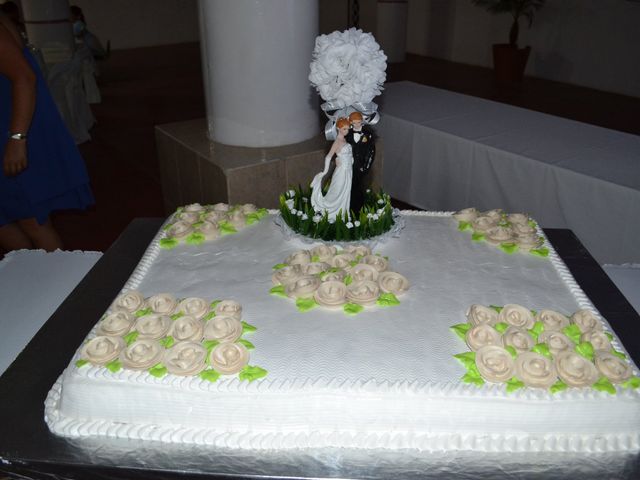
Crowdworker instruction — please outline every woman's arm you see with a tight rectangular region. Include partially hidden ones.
[0,19,36,176]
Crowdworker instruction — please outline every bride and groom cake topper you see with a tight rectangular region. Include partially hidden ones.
[310,111,376,220]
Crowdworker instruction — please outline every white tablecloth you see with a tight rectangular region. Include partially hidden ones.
[379,81,640,264]
[0,249,101,376]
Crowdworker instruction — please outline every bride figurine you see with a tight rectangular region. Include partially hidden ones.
[310,118,354,222]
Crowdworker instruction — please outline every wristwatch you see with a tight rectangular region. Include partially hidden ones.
[9,132,27,140]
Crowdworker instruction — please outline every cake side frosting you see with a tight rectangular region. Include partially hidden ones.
[45,211,640,451]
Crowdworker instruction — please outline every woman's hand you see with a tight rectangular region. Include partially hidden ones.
[3,139,28,176]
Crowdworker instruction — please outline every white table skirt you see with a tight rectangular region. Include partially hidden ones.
[379,81,640,264]
[0,249,101,376]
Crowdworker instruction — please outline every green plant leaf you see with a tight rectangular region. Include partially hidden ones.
[622,377,640,389]
[170,312,184,320]
[135,307,153,318]
[185,232,206,246]
[505,377,525,393]
[575,341,595,361]
[530,247,549,258]
[242,321,257,333]
[272,263,288,270]
[592,376,616,395]
[343,303,364,315]
[494,322,509,334]
[239,365,268,382]
[504,345,518,358]
[159,237,179,249]
[489,305,503,313]
[500,242,518,254]
[148,363,168,378]
[123,331,139,346]
[105,359,122,373]
[550,380,568,394]
[159,336,175,348]
[471,232,485,242]
[454,351,476,369]
[296,297,318,312]
[344,274,353,285]
[532,343,551,358]
[611,349,627,360]
[563,324,582,344]
[457,221,472,231]
[377,292,400,307]
[269,285,287,297]
[451,323,472,340]
[75,359,89,368]
[199,369,221,383]
[237,338,255,350]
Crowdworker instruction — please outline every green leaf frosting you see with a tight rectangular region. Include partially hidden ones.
[622,377,640,389]
[135,307,153,317]
[203,311,216,321]
[550,380,568,394]
[219,222,237,235]
[269,285,287,297]
[593,376,616,395]
[241,321,257,333]
[489,305,503,313]
[506,377,525,393]
[272,263,288,270]
[203,340,220,355]
[311,255,321,262]
[504,345,518,358]
[105,359,122,373]
[462,371,485,386]
[451,323,472,340]
[245,213,261,225]
[210,300,222,309]
[159,336,175,348]
[159,237,179,249]
[528,321,544,341]
[530,247,549,258]
[123,331,139,346]
[343,303,364,315]
[604,332,614,341]
[376,292,400,307]
[199,369,221,383]
[612,349,627,360]
[237,338,255,350]
[575,341,595,361]
[344,274,353,285]
[148,363,168,378]
[239,365,268,382]
[532,343,551,358]
[494,322,509,334]
[185,232,206,246]
[296,297,318,312]
[454,351,476,369]
[75,359,89,368]
[458,221,472,231]
[562,324,582,344]
[170,312,184,320]
[471,232,485,242]
[499,242,518,254]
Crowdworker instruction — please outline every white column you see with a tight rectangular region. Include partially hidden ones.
[22,0,74,64]
[376,0,408,63]
[199,0,319,147]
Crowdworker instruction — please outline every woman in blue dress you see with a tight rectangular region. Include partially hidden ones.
[0,12,94,251]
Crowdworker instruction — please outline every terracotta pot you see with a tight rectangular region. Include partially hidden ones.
[492,44,531,84]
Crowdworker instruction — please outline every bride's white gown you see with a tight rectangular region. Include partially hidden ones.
[310,143,353,221]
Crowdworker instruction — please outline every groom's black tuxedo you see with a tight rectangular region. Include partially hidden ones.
[346,126,376,213]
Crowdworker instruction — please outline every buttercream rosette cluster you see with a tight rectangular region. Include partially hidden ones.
[452,304,638,393]
[271,244,410,314]
[161,203,268,249]
[79,291,265,380]
[453,208,547,256]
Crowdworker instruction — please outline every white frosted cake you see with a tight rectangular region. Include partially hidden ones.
[45,210,640,452]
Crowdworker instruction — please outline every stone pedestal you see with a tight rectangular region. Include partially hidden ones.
[155,118,384,214]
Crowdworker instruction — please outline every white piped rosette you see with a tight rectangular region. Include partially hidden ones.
[270,244,410,315]
[451,303,639,394]
[76,293,266,382]
[160,202,268,249]
[453,207,549,257]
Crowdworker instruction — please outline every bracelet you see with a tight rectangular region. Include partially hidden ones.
[9,132,27,140]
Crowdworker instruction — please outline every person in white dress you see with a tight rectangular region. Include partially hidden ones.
[310,117,353,222]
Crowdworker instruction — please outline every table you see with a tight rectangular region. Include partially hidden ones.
[378,81,640,265]
[0,219,638,479]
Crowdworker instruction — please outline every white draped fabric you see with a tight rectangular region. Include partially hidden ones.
[379,82,640,265]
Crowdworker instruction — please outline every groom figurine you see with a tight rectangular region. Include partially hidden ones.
[346,111,376,213]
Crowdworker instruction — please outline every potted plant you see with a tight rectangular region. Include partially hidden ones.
[471,0,546,83]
